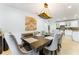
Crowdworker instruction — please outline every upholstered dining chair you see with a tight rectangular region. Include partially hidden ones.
[11,32,22,46]
[11,32,32,51]
[57,31,64,52]
[4,32,38,55]
[44,33,61,55]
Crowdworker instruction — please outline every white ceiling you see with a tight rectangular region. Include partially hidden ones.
[4,3,79,21]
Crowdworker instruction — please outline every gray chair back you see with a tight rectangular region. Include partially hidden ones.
[4,32,34,55]
[45,33,61,51]
[58,32,64,44]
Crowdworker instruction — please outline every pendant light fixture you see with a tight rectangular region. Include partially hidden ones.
[38,3,52,19]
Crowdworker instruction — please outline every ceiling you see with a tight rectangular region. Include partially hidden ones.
[4,3,79,21]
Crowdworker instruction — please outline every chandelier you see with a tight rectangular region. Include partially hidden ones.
[38,3,52,19]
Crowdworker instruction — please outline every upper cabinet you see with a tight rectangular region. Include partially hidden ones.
[70,21,79,27]
[57,20,79,28]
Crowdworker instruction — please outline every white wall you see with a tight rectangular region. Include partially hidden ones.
[0,4,25,32]
[0,4,5,31]
[0,4,56,33]
[0,4,37,32]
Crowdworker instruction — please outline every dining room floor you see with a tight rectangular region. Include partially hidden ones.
[1,35,79,55]
[59,35,79,55]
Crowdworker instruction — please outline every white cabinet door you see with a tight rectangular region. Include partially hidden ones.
[72,32,79,42]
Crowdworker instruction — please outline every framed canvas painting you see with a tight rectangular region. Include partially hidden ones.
[25,16,37,31]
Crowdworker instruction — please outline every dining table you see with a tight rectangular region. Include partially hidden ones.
[22,36,54,55]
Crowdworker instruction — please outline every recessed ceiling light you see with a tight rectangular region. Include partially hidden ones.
[68,5,72,9]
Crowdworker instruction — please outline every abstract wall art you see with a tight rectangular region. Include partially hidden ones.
[25,16,37,31]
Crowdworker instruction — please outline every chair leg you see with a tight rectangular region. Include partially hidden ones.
[50,51,54,55]
[57,44,62,52]
[57,44,60,52]
[59,44,62,48]
[54,50,57,55]
[50,50,57,55]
